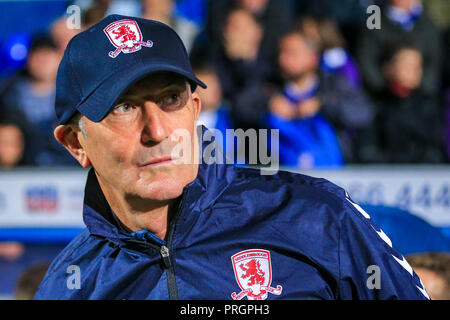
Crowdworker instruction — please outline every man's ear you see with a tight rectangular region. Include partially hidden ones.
[191,91,202,121]
[54,125,91,168]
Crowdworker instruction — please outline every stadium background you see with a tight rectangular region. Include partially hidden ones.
[0,0,449,299]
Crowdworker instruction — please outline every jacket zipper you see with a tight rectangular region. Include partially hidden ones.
[162,188,188,300]
[123,189,187,299]
[160,244,177,299]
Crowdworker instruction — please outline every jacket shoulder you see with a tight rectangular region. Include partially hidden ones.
[233,166,347,204]
[34,228,106,299]
[43,229,92,277]
[229,166,350,233]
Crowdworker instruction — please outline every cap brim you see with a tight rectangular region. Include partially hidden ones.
[74,59,206,123]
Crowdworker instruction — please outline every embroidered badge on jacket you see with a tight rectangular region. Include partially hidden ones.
[231,249,283,300]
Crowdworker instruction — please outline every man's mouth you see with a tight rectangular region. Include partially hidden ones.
[139,156,175,167]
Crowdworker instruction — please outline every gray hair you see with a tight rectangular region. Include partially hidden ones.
[68,112,87,138]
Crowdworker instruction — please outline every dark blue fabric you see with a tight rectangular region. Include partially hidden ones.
[266,113,343,167]
[213,105,234,158]
[214,106,232,139]
[131,230,166,246]
[35,127,428,300]
[282,79,319,105]
[361,205,450,255]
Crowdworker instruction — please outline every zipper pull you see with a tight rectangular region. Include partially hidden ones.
[160,245,172,269]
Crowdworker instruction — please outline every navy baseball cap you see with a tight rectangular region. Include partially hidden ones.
[55,14,206,125]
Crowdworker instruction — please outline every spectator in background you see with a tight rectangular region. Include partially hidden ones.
[193,62,233,137]
[0,113,29,167]
[407,252,450,300]
[14,262,50,300]
[192,62,238,162]
[192,8,277,164]
[267,96,344,168]
[363,41,445,163]
[293,0,375,45]
[237,0,293,59]
[81,0,111,30]
[192,0,293,60]
[50,16,80,57]
[266,29,343,168]
[75,0,136,17]
[0,242,24,261]
[206,8,276,131]
[357,0,442,95]
[0,34,77,166]
[268,28,374,165]
[298,16,361,88]
[0,124,24,168]
[140,0,199,53]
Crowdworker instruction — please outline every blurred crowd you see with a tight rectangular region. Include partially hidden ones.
[0,0,449,169]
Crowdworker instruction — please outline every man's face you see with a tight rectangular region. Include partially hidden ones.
[27,47,60,83]
[278,33,318,81]
[0,124,24,167]
[51,18,79,55]
[385,48,423,90]
[239,0,268,14]
[224,9,262,48]
[142,0,173,16]
[77,72,201,202]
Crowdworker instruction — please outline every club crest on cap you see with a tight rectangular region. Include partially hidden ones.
[104,19,153,58]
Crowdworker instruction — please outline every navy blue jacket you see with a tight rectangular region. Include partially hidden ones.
[35,151,429,300]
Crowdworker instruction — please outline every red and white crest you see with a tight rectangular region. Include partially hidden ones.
[104,19,153,58]
[231,249,283,300]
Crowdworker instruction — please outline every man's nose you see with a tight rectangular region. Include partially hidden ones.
[140,101,169,144]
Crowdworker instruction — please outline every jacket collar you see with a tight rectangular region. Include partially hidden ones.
[82,125,236,239]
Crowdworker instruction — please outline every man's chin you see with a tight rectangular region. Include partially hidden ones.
[133,164,198,201]
[135,178,186,202]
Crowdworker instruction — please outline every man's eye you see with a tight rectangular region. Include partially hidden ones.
[158,93,183,109]
[164,94,179,104]
[114,103,134,113]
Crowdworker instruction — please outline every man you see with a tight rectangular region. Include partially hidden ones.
[356,0,442,96]
[267,28,373,166]
[361,41,445,163]
[207,7,276,131]
[35,14,428,300]
[0,115,26,167]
